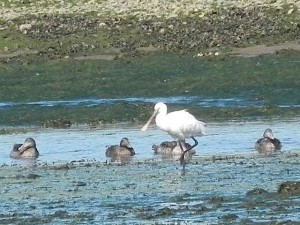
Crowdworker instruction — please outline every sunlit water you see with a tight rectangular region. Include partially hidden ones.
[0,120,300,224]
[1,96,299,109]
[0,120,299,165]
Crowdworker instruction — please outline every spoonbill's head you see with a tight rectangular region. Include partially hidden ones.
[154,102,167,113]
[141,102,167,132]
[263,128,274,140]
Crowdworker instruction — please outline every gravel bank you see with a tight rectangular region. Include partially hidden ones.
[1,0,300,21]
[0,0,300,60]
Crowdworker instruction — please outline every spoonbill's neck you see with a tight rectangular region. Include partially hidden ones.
[155,110,168,130]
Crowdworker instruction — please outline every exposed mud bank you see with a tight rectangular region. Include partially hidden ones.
[0,152,299,224]
[0,1,300,62]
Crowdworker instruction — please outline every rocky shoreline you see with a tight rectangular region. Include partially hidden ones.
[1,0,300,61]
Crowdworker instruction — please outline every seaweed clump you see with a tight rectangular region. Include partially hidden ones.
[278,181,300,195]
[42,118,72,128]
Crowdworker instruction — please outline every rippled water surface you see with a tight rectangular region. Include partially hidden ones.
[1,96,299,109]
[0,120,299,224]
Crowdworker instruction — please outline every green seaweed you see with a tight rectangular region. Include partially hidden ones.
[0,51,300,126]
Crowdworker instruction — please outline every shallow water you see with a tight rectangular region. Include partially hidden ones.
[0,96,263,109]
[0,120,299,165]
[0,120,300,224]
[1,96,299,109]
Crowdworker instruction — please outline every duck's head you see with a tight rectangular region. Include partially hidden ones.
[263,128,274,140]
[18,138,36,152]
[120,137,133,149]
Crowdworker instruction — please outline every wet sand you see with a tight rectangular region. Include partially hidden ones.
[230,41,300,57]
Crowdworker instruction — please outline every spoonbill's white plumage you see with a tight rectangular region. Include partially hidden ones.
[141,102,206,167]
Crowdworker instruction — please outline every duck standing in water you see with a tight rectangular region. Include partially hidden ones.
[106,137,135,158]
[10,138,39,159]
[255,128,282,155]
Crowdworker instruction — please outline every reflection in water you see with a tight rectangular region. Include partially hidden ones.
[106,154,135,165]
[10,158,38,168]
[155,151,194,164]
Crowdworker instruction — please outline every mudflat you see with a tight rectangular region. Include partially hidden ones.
[1,152,299,224]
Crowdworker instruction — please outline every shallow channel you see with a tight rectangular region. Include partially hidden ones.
[0,120,299,224]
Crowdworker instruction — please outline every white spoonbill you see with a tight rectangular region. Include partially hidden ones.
[141,102,206,166]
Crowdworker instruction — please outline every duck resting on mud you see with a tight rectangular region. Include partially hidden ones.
[10,137,39,159]
[255,128,282,155]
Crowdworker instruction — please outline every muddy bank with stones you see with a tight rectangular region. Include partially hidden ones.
[0,1,300,62]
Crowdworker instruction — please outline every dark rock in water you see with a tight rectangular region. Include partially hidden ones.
[278,181,300,195]
[26,174,42,179]
[192,204,208,213]
[206,196,225,204]
[53,210,69,219]
[222,213,239,221]
[75,181,87,187]
[156,207,174,216]
[276,220,297,225]
[246,188,269,196]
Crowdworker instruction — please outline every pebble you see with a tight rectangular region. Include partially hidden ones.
[19,23,32,34]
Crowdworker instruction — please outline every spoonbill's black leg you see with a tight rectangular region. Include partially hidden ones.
[179,136,198,166]
[178,140,186,175]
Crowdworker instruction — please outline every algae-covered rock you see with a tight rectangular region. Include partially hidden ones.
[278,181,300,195]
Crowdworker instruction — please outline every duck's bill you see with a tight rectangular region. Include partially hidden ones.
[18,144,27,152]
[141,110,157,132]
